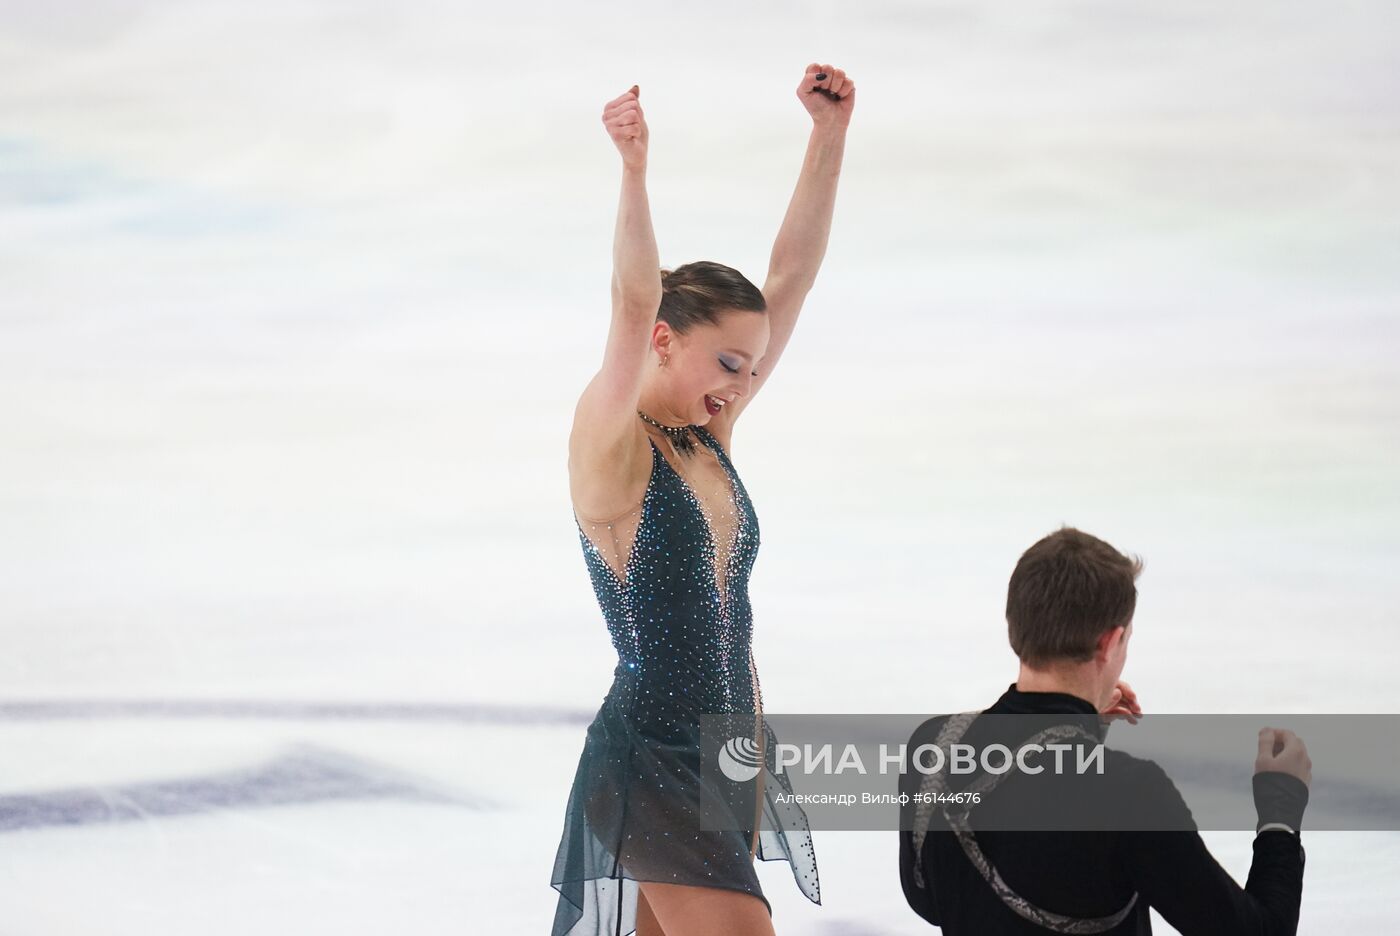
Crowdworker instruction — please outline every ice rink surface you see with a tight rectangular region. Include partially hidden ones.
[2,0,1397,932]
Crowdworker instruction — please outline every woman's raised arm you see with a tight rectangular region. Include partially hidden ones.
[607,86,661,317]
[716,64,853,430]
[570,87,663,486]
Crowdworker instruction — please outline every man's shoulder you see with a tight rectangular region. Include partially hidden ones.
[1101,747,1178,788]
[902,708,1182,785]
[906,707,994,745]
[907,712,958,748]
[1088,746,1196,830]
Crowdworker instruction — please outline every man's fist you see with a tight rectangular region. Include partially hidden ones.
[1256,727,1312,788]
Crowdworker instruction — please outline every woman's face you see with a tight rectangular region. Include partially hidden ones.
[657,310,770,426]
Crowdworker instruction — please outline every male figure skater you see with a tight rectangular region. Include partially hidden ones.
[898,527,1310,934]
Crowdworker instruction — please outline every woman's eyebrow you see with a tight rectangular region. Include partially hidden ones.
[721,349,754,361]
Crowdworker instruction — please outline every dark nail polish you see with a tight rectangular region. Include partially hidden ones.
[815,72,828,81]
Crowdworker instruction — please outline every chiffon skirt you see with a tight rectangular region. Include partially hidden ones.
[549,701,822,936]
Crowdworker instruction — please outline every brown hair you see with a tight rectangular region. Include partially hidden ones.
[657,261,766,333]
[1006,527,1144,667]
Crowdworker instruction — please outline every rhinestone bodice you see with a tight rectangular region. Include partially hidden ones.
[553,423,822,934]
[573,425,763,738]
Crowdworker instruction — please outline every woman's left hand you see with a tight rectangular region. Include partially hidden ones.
[797,63,855,129]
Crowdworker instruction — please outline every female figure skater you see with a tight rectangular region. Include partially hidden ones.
[549,64,854,936]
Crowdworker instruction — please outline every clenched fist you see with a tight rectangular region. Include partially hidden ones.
[1256,727,1312,787]
[602,85,648,170]
[798,63,855,129]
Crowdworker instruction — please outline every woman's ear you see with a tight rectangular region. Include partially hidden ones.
[651,320,672,359]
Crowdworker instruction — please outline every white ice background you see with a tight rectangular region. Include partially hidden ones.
[1,1,1397,932]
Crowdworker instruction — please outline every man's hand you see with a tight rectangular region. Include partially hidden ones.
[603,85,648,170]
[1100,680,1142,725]
[1256,728,1312,788]
[797,63,855,129]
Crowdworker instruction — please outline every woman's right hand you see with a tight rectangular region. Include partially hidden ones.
[602,85,648,170]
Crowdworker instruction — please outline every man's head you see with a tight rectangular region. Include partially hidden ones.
[1007,527,1143,705]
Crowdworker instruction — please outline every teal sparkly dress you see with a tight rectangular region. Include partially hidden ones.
[550,423,821,936]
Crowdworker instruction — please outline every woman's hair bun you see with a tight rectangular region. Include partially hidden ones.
[654,261,766,332]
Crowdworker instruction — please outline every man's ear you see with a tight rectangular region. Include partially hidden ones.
[1096,625,1125,662]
